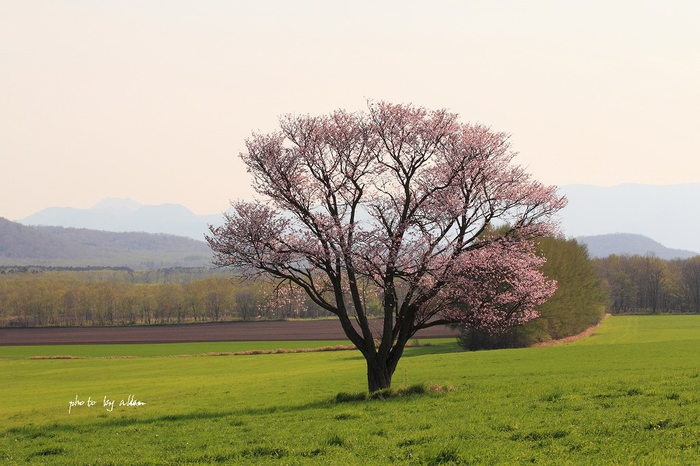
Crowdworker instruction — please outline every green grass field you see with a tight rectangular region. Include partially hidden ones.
[2,315,700,464]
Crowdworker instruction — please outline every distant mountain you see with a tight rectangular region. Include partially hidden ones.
[20,198,225,241]
[576,233,698,260]
[0,217,213,269]
[15,183,700,255]
[92,197,141,211]
[558,183,700,253]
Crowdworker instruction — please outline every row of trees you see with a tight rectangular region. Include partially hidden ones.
[593,254,700,314]
[458,242,700,351]
[4,250,696,328]
[0,270,338,327]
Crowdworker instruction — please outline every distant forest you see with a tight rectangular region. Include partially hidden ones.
[0,267,337,327]
[593,255,700,314]
[1,251,699,329]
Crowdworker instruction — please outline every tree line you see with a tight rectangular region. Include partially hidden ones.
[0,268,336,327]
[458,241,700,351]
[593,254,700,314]
[3,250,698,329]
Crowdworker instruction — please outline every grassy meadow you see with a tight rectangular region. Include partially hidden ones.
[2,315,700,464]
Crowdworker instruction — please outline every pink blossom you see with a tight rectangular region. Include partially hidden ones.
[207,101,566,391]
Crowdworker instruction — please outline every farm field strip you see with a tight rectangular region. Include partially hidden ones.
[0,319,459,346]
[0,340,350,359]
[0,339,454,360]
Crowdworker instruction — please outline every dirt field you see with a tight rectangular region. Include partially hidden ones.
[0,319,459,346]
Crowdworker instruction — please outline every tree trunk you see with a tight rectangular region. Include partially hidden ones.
[367,359,393,392]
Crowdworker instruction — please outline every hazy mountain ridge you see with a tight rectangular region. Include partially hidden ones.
[20,198,224,241]
[13,183,700,259]
[0,217,213,269]
[576,233,698,260]
[558,183,700,253]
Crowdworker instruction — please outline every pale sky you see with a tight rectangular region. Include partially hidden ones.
[1,0,698,220]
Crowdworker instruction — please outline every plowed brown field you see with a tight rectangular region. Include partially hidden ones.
[0,319,459,346]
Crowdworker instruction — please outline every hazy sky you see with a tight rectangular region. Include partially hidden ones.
[2,1,698,220]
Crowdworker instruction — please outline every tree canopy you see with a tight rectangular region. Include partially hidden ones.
[208,101,566,391]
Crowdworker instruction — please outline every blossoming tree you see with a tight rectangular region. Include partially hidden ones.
[207,101,567,392]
